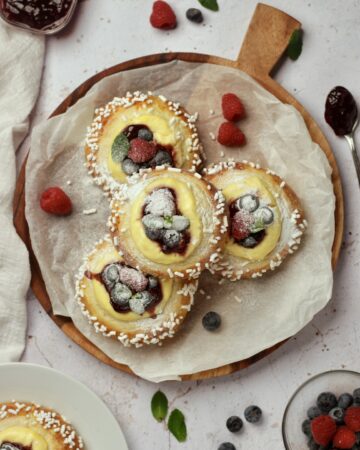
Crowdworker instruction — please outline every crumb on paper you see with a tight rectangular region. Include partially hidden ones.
[234,295,242,303]
[206,295,211,300]
[209,109,215,115]
[220,151,225,157]
[83,208,97,215]
[199,289,206,295]
[66,180,72,185]
[209,132,216,141]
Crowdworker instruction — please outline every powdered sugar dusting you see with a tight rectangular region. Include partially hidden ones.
[144,188,175,216]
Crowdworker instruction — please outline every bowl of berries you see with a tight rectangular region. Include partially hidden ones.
[282,370,360,450]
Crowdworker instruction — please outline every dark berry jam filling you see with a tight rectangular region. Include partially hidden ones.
[325,86,358,136]
[229,200,266,248]
[0,443,32,450]
[122,124,149,142]
[141,187,191,255]
[85,264,162,316]
[119,124,174,174]
[1,0,74,31]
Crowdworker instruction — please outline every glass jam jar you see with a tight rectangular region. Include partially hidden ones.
[0,0,78,34]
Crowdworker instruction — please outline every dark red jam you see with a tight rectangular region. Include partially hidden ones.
[121,124,174,167]
[0,0,74,31]
[122,124,149,141]
[0,443,31,450]
[229,200,266,248]
[142,187,190,255]
[325,86,358,136]
[85,264,162,315]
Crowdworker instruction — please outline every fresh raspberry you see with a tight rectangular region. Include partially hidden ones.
[222,93,246,122]
[231,210,253,241]
[128,138,157,163]
[119,267,148,292]
[311,415,337,447]
[333,426,356,449]
[344,407,360,431]
[150,1,177,30]
[217,122,246,147]
[40,187,72,216]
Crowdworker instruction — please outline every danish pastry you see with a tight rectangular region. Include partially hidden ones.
[108,167,228,280]
[0,401,84,450]
[204,161,307,280]
[76,236,198,347]
[85,91,203,191]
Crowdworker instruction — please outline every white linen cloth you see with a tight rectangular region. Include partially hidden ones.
[0,21,44,361]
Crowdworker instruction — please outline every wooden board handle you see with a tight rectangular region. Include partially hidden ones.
[235,3,301,77]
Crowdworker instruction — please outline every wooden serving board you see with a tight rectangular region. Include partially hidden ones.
[14,3,344,381]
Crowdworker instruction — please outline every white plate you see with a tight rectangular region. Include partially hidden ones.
[0,363,128,450]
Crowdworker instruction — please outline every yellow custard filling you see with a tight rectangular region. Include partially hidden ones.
[98,108,183,183]
[224,176,282,261]
[130,176,202,264]
[84,243,173,322]
[0,426,48,450]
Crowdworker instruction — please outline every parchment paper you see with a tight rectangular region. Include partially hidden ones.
[25,61,335,382]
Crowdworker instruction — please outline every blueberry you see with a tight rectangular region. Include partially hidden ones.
[238,194,259,213]
[151,150,173,167]
[302,419,312,437]
[226,416,243,433]
[306,438,320,450]
[111,283,132,306]
[138,128,153,141]
[329,406,345,423]
[218,443,236,450]
[142,214,165,230]
[241,236,258,248]
[186,8,203,23]
[338,393,354,409]
[148,276,159,289]
[317,392,337,413]
[254,206,274,225]
[137,291,153,305]
[172,215,190,232]
[162,229,181,249]
[1,445,21,450]
[353,389,360,405]
[102,263,120,286]
[202,311,221,331]
[122,158,140,175]
[129,291,152,315]
[244,405,262,423]
[144,226,163,241]
[307,406,321,420]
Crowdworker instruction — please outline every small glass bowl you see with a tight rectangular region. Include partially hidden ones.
[0,0,78,35]
[282,370,360,449]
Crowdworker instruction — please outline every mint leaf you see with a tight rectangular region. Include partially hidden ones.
[151,391,168,422]
[198,0,219,12]
[164,215,173,228]
[111,133,130,163]
[287,29,303,61]
[250,217,265,233]
[168,409,187,442]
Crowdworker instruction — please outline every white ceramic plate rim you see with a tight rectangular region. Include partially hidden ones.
[0,362,128,450]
